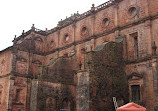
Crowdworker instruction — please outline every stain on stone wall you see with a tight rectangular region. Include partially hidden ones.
[85,42,129,111]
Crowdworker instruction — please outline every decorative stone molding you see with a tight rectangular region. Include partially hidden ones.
[126,5,140,19]
[80,26,89,37]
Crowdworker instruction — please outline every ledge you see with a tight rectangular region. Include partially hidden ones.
[125,55,158,64]
[12,102,24,105]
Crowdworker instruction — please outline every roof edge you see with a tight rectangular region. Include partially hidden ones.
[0,46,13,54]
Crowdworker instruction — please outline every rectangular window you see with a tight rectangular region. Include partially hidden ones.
[131,85,140,104]
[15,89,21,102]
[129,32,139,59]
[134,36,139,59]
[0,91,2,104]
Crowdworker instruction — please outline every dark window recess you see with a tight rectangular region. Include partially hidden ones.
[128,7,137,17]
[15,89,21,102]
[134,36,139,59]
[131,85,140,104]
[0,91,2,104]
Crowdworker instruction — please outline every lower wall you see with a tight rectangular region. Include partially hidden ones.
[125,58,158,111]
[76,71,89,111]
[30,80,76,111]
[0,76,10,111]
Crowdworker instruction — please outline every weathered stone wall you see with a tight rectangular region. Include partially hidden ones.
[0,50,12,76]
[84,42,128,111]
[151,19,158,55]
[125,58,158,111]
[36,81,76,111]
[11,77,28,111]
[1,0,158,111]
[39,57,76,84]
[14,32,46,53]
[76,71,90,111]
[0,76,10,110]
[30,80,38,111]
[120,22,152,60]
[148,0,158,15]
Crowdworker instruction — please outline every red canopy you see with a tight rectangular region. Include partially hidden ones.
[117,102,146,111]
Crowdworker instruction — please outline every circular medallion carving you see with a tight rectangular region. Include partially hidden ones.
[81,26,88,37]
[64,34,69,42]
[103,18,109,27]
[127,5,139,18]
[50,40,55,48]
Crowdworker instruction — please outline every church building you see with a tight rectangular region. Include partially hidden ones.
[0,0,158,111]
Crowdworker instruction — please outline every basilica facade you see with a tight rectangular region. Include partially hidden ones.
[0,0,158,111]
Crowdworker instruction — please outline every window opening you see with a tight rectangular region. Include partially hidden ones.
[65,34,69,41]
[51,40,54,47]
[131,85,140,104]
[0,91,2,104]
[134,36,139,59]
[128,7,137,17]
[103,18,109,27]
[15,89,21,102]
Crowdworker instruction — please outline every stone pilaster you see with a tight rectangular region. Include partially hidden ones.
[76,70,90,111]
[29,80,38,111]
[7,76,15,111]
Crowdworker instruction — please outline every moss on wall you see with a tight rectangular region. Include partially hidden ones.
[38,57,75,84]
[85,42,129,111]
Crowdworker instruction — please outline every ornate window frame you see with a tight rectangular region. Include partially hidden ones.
[126,5,139,19]
[80,26,89,37]
[128,72,143,104]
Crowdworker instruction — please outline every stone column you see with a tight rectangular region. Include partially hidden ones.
[29,80,39,111]
[7,76,15,111]
[152,58,158,111]
[144,61,154,111]
[57,30,60,57]
[144,20,152,55]
[72,22,76,42]
[91,14,95,35]
[76,70,90,111]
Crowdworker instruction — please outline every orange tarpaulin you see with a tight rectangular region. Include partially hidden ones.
[117,102,146,111]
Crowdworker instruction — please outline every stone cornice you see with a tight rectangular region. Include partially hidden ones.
[0,73,12,79]
[44,13,158,55]
[9,13,158,57]
[37,79,77,86]
[125,55,158,65]
[12,0,123,42]
[9,71,33,79]
[0,46,13,54]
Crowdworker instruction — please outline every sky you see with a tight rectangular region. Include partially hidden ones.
[0,0,108,51]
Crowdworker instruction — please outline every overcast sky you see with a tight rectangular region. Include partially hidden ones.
[0,0,108,51]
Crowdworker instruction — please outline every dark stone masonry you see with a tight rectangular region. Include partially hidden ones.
[0,0,158,111]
